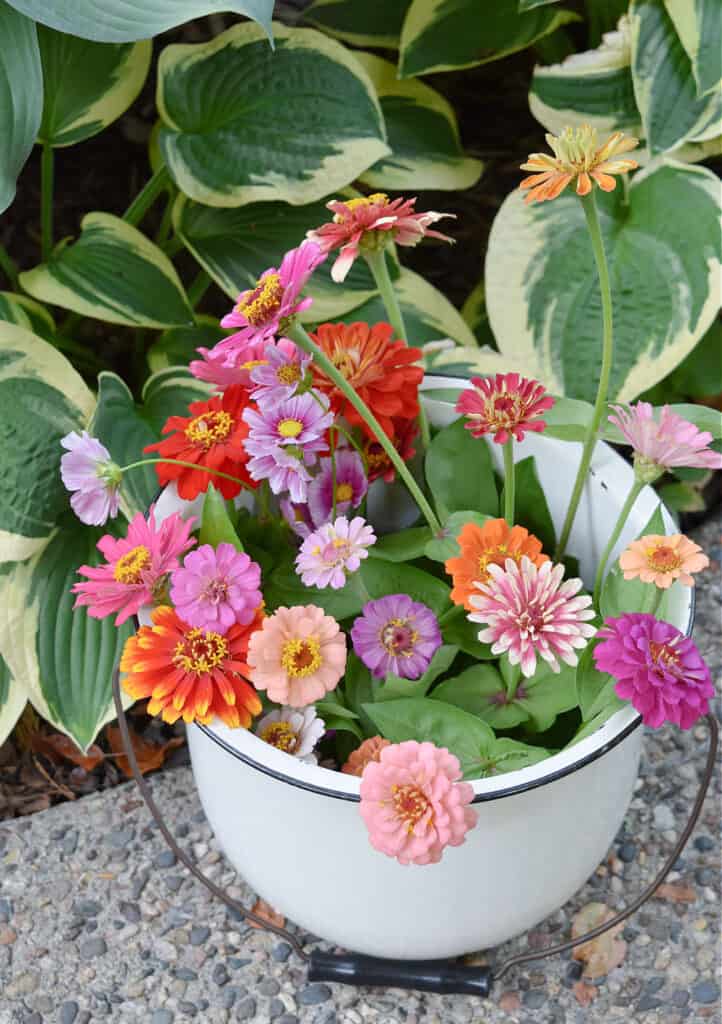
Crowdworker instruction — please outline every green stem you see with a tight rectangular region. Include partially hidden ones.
[555,190,614,561]
[161,236,184,258]
[188,269,211,310]
[503,438,515,525]
[0,242,19,288]
[592,479,644,607]
[330,428,338,520]
[155,191,176,246]
[256,480,272,521]
[40,144,54,262]
[289,321,441,533]
[123,166,170,227]
[120,457,251,492]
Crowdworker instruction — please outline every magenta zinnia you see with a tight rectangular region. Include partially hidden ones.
[456,373,555,444]
[468,557,595,677]
[170,543,262,634]
[609,402,722,481]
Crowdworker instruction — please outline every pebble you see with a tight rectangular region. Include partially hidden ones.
[0,897,12,921]
[79,938,107,959]
[0,925,16,944]
[60,1002,79,1024]
[74,899,101,918]
[236,996,257,1020]
[653,804,676,832]
[259,977,281,996]
[150,1012,174,1024]
[618,841,637,863]
[693,836,714,852]
[298,984,332,1006]
[189,925,210,946]
[153,850,177,868]
[272,942,292,963]
[119,901,141,924]
[212,963,230,986]
[691,980,720,1004]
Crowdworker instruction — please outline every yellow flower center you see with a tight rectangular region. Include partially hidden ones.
[391,783,431,834]
[478,545,522,580]
[235,273,284,326]
[173,628,229,675]
[261,721,299,753]
[645,544,681,572]
[337,193,388,218]
[277,363,301,385]
[240,359,268,372]
[335,482,354,502]
[484,393,526,431]
[113,545,151,584]
[380,618,418,657]
[280,637,322,678]
[185,410,233,450]
[649,641,681,671]
[277,418,304,439]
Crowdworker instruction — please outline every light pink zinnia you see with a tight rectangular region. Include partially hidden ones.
[619,534,709,588]
[359,740,477,866]
[247,604,347,706]
[72,506,196,625]
[189,336,268,392]
[60,431,122,526]
[456,373,555,444]
[295,515,376,589]
[170,543,262,633]
[468,556,596,677]
[609,402,722,480]
[307,194,454,283]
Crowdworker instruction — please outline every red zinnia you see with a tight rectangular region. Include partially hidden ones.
[145,385,255,500]
[362,415,418,483]
[310,322,423,440]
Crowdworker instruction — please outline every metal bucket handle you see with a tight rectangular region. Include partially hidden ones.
[111,669,718,998]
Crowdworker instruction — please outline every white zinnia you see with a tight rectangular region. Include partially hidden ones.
[255,706,326,763]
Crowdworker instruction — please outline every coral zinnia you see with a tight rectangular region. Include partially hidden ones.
[310,322,423,439]
[619,534,709,589]
[519,125,638,204]
[456,373,555,444]
[608,402,722,482]
[445,519,549,611]
[120,605,263,727]
[342,736,391,776]
[144,385,255,501]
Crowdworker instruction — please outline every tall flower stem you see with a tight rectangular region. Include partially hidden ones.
[555,190,614,561]
[592,479,644,607]
[40,143,54,261]
[0,242,19,288]
[503,439,515,525]
[288,321,441,534]
[120,457,252,492]
[123,166,170,228]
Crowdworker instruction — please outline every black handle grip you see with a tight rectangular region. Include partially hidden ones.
[308,950,493,996]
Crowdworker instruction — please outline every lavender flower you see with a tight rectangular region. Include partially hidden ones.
[250,339,310,408]
[170,543,262,633]
[60,431,122,526]
[296,515,376,589]
[351,595,442,680]
[307,449,368,526]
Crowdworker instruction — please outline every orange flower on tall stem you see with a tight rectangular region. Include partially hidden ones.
[445,519,549,611]
[519,125,638,204]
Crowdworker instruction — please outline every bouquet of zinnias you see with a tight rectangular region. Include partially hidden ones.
[61,129,719,867]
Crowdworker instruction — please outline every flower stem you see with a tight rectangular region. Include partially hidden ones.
[120,457,252,492]
[592,479,644,607]
[288,321,441,533]
[0,242,19,288]
[331,427,338,520]
[503,438,515,525]
[40,143,54,262]
[555,190,615,561]
[188,269,211,310]
[123,166,170,228]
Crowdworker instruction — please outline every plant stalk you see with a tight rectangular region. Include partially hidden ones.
[123,166,170,228]
[503,438,515,525]
[120,457,252,492]
[592,479,644,607]
[0,242,19,288]
[188,269,212,310]
[40,143,54,262]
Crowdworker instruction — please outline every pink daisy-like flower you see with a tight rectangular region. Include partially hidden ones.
[72,506,196,626]
[307,449,368,526]
[295,515,376,590]
[468,556,596,678]
[359,740,477,866]
[307,194,454,283]
[609,402,722,482]
[219,241,325,343]
[455,374,555,444]
[619,534,709,589]
[247,605,347,707]
[250,339,310,408]
[351,595,442,680]
[593,613,714,729]
[280,497,314,539]
[189,336,268,392]
[60,431,122,526]
[170,543,262,634]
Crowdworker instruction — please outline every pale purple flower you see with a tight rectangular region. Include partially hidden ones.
[307,449,368,526]
[250,339,311,408]
[280,497,314,539]
[60,431,122,526]
[609,402,722,481]
[170,543,262,634]
[255,705,326,762]
[296,515,376,589]
[351,595,442,680]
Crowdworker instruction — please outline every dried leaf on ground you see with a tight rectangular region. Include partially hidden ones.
[105,725,184,779]
[571,902,627,979]
[654,883,697,903]
[248,898,285,930]
[31,733,104,772]
[573,980,598,1006]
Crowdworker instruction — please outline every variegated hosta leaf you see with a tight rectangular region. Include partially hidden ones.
[141,366,211,434]
[2,0,274,43]
[0,324,96,563]
[305,0,412,48]
[482,161,721,402]
[519,0,563,8]
[664,0,721,97]
[398,0,579,77]
[158,22,389,208]
[0,0,42,215]
[19,213,194,328]
[0,642,26,747]
[172,193,379,322]
[630,0,721,154]
[355,52,483,191]
[0,291,55,338]
[147,318,225,373]
[0,523,134,753]
[37,28,152,147]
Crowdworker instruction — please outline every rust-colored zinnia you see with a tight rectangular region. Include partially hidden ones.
[445,519,549,611]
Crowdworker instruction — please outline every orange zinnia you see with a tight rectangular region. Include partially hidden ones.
[519,125,638,204]
[120,605,263,728]
[445,519,549,611]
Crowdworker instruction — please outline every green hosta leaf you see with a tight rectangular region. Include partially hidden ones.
[441,610,495,660]
[426,417,498,516]
[425,510,492,562]
[360,559,451,618]
[664,0,721,97]
[354,52,483,191]
[140,366,210,433]
[4,0,274,43]
[0,292,32,330]
[484,161,722,402]
[19,213,194,328]
[0,649,26,747]
[460,279,496,348]
[147,318,226,373]
[158,22,389,207]
[199,485,244,552]
[38,29,151,147]
[370,526,432,563]
[398,0,579,77]
[662,320,722,398]
[600,504,668,618]
[264,567,364,620]
[432,663,527,729]
[377,644,459,702]
[0,1,42,215]
[520,0,563,8]
[0,324,95,562]
[305,0,411,48]
[0,292,55,339]
[502,456,556,554]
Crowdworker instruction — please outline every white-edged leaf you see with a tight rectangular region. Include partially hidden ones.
[0,643,26,747]
[0,291,55,339]
[147,317,225,373]
[305,0,411,48]
[664,0,721,97]
[0,0,42,215]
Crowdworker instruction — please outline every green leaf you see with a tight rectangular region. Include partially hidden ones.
[516,661,578,731]
[658,481,706,514]
[264,567,365,620]
[424,510,492,562]
[0,649,26,747]
[484,737,551,775]
[140,366,210,434]
[377,644,459,702]
[158,22,389,208]
[569,693,626,744]
[664,0,721,97]
[147,318,226,373]
[0,292,55,339]
[502,456,556,554]
[38,29,151,147]
[305,0,411,48]
[4,0,275,43]
[370,526,432,563]
[360,559,451,618]
[600,504,667,619]
[315,698,358,720]
[316,707,363,739]
[342,652,378,737]
[484,161,722,402]
[575,640,617,721]
[426,417,498,516]
[19,213,194,328]
[520,0,562,8]
[664,319,722,398]
[199,485,244,552]
[0,0,42,215]
[441,609,495,660]
[432,663,528,729]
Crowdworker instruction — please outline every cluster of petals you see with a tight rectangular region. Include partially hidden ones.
[609,402,722,479]
[619,534,709,589]
[468,556,596,678]
[189,336,267,392]
[342,735,390,776]
[170,543,262,634]
[445,519,548,611]
[249,339,310,407]
[519,125,638,204]
[456,373,555,444]
[593,613,713,729]
[280,497,315,540]
[60,431,122,526]
[359,740,477,865]
[362,415,418,483]
[255,705,325,763]
[351,594,442,680]
[307,449,368,526]
[72,506,195,626]
[296,515,376,590]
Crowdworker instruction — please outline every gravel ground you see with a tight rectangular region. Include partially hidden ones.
[0,515,720,1024]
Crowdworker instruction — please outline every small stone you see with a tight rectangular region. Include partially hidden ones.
[0,925,16,944]
[76,1015,91,1024]
[80,938,107,959]
[0,897,11,921]
[692,981,720,1004]
[131,870,150,899]
[178,1002,197,1016]
[174,968,198,982]
[277,1017,299,1024]
[165,875,184,893]
[272,943,292,963]
[119,902,141,924]
[228,957,251,969]
[645,977,665,994]
[236,997,256,1020]
[298,984,332,1006]
[694,836,714,852]
[269,999,285,1018]
[221,987,240,1010]
[24,1015,42,1024]
[109,828,134,848]
[522,990,546,1010]
[189,925,210,946]
[618,841,637,863]
[498,992,521,1012]
[62,831,79,855]
[74,899,102,918]
[653,804,675,832]
[565,961,583,985]
[154,939,177,961]
[150,1012,174,1024]
[259,978,280,996]
[154,850,177,868]
[671,989,690,1008]
[212,964,229,987]
[60,1002,80,1024]
[636,995,662,1012]
[695,868,716,886]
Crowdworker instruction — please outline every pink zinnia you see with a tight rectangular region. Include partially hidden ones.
[60,431,122,526]
[307,194,454,283]
[295,515,376,590]
[468,556,596,677]
[609,402,722,480]
[72,506,196,625]
[455,374,555,444]
[247,604,347,707]
[170,543,262,634]
[307,449,368,526]
[619,534,709,589]
[249,339,310,408]
[359,740,477,866]
[189,336,268,392]
[593,613,714,729]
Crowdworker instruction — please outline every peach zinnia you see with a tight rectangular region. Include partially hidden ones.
[619,534,709,588]
[342,736,390,776]
[519,125,638,204]
[445,519,549,611]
